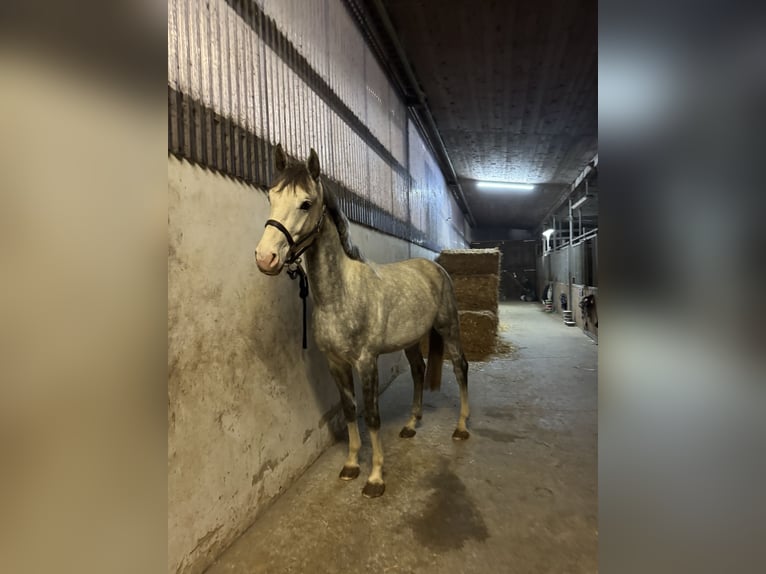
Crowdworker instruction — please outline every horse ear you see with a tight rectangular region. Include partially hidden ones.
[307,148,320,180]
[274,143,287,173]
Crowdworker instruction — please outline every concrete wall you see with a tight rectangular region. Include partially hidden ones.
[168,156,436,574]
[540,239,596,286]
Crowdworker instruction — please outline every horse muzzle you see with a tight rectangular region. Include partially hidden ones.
[255,250,284,275]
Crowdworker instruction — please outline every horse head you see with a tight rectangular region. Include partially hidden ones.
[255,144,325,275]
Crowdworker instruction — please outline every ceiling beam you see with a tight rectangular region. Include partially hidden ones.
[535,154,598,234]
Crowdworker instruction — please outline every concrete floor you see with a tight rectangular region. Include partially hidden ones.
[207,302,597,573]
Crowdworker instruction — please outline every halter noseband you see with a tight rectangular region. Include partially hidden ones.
[264,204,326,265]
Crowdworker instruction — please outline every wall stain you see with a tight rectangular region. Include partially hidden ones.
[252,456,282,486]
[410,459,489,551]
[250,458,279,486]
[178,523,223,574]
[168,354,181,383]
[189,524,222,555]
[203,283,223,303]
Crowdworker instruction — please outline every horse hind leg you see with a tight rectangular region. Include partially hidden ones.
[438,325,470,440]
[328,359,361,480]
[400,344,425,438]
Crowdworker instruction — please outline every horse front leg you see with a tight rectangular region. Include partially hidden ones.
[400,344,425,438]
[358,355,385,498]
[328,359,361,480]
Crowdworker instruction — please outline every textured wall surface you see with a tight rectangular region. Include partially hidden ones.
[168,0,468,250]
[541,238,598,288]
[168,156,436,574]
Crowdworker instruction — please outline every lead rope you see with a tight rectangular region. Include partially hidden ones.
[286,259,309,349]
[265,206,325,350]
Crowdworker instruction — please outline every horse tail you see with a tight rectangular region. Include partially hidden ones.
[425,328,444,391]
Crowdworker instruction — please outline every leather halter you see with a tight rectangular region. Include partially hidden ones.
[264,204,326,265]
[262,204,326,350]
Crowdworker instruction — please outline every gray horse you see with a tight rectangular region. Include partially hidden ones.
[255,145,469,498]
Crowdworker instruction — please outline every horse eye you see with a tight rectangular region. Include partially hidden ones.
[299,201,312,211]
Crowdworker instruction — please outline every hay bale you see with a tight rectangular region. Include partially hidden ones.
[451,274,499,312]
[459,310,498,358]
[436,248,501,276]
[418,310,499,362]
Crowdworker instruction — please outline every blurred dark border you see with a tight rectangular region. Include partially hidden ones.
[1,0,764,572]
[600,1,766,573]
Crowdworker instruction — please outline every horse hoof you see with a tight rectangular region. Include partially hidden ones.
[452,429,470,441]
[399,426,416,438]
[339,465,360,481]
[362,481,386,498]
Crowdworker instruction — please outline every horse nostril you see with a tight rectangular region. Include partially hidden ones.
[255,248,280,271]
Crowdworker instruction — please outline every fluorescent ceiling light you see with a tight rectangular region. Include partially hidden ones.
[477,181,535,191]
[572,195,588,209]
[542,228,555,239]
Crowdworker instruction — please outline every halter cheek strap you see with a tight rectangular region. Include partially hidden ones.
[264,205,326,265]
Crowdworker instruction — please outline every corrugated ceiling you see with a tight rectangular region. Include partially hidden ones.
[382,0,597,230]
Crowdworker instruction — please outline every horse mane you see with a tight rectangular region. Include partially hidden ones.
[271,164,364,262]
[320,177,365,262]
